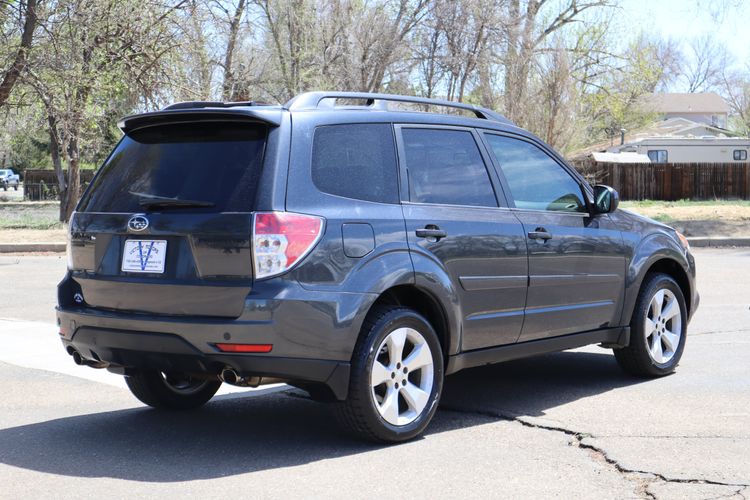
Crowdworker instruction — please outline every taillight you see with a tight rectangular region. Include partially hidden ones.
[253,211,324,279]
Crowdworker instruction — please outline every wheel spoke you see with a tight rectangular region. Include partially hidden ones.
[386,328,407,365]
[645,317,656,335]
[662,330,679,352]
[651,289,665,317]
[661,298,679,320]
[371,361,391,387]
[403,343,432,372]
[651,336,664,363]
[380,387,400,423]
[401,384,429,414]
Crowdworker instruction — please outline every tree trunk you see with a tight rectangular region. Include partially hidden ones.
[0,0,37,108]
[222,0,246,100]
[60,134,80,223]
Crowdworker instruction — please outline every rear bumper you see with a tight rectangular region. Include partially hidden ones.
[57,275,377,401]
[60,326,350,399]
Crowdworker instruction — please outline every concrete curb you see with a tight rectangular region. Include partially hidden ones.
[687,237,750,248]
[0,237,748,253]
[0,242,66,253]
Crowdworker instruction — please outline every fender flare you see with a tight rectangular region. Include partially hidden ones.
[620,232,692,325]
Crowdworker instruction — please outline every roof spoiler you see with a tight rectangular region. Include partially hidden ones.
[118,107,283,133]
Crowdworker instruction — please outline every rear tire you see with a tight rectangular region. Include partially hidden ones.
[615,272,687,377]
[125,370,221,410]
[335,306,444,443]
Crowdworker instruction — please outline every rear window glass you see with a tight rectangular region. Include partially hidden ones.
[78,122,266,213]
[311,124,399,203]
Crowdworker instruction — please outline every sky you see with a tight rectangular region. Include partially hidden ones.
[616,0,750,71]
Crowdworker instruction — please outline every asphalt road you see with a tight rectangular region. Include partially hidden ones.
[0,249,748,499]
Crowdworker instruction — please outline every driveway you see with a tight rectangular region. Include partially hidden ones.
[0,248,747,499]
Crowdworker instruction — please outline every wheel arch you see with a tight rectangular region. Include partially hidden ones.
[644,258,692,314]
[621,233,695,326]
[368,284,457,363]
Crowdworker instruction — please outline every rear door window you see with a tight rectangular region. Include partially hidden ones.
[78,122,266,213]
[400,128,497,207]
[311,123,399,203]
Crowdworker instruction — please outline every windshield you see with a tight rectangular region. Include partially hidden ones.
[78,121,266,213]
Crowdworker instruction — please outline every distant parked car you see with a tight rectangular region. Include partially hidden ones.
[0,169,20,190]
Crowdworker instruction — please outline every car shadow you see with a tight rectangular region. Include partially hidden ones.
[0,350,644,482]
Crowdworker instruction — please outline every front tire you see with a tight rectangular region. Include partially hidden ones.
[125,370,221,410]
[615,272,687,377]
[336,306,444,443]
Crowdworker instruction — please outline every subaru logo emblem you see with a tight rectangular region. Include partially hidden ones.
[127,214,149,232]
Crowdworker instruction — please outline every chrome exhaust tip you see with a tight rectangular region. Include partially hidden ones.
[220,367,239,385]
[70,349,108,369]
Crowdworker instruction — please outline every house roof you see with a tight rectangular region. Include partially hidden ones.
[641,92,730,114]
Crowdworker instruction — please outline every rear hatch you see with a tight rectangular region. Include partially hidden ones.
[69,119,267,318]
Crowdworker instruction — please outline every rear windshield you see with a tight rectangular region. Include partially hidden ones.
[78,121,266,213]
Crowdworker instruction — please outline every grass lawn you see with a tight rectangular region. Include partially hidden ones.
[0,202,66,243]
[0,202,62,230]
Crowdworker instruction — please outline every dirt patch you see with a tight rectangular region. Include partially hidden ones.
[625,204,750,222]
[0,228,67,244]
[668,220,750,237]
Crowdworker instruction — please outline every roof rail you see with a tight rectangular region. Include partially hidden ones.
[285,91,512,124]
[162,101,272,110]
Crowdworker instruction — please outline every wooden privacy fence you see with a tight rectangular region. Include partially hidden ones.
[571,161,750,200]
[22,169,95,201]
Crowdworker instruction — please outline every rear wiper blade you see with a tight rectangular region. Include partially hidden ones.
[130,191,215,209]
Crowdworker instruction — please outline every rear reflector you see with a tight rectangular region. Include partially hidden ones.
[253,211,324,279]
[215,343,273,353]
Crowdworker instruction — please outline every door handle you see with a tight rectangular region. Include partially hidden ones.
[528,228,552,241]
[416,226,447,240]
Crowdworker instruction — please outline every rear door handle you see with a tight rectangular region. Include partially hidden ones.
[416,226,447,240]
[528,228,552,241]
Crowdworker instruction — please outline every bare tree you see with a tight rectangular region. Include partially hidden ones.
[29,0,184,221]
[0,0,38,108]
[681,34,731,93]
[719,67,750,133]
[502,0,612,127]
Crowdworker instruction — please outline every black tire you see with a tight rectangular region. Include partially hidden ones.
[335,306,444,443]
[615,272,688,377]
[125,370,221,410]
[13,184,18,191]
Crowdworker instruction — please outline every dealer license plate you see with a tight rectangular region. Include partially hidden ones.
[122,240,167,273]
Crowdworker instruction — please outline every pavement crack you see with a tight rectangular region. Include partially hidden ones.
[441,405,749,498]
[691,328,748,337]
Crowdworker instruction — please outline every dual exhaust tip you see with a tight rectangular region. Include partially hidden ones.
[67,349,277,388]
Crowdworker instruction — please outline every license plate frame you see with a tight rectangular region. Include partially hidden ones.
[122,239,168,273]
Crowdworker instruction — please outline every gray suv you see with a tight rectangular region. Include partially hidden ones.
[58,92,698,442]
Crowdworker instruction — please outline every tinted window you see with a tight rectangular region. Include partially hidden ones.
[79,122,265,213]
[485,134,586,213]
[401,128,497,207]
[312,124,398,203]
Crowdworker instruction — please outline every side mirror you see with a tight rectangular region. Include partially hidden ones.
[592,185,619,214]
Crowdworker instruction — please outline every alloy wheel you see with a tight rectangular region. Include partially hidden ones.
[644,288,682,364]
[370,327,435,426]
